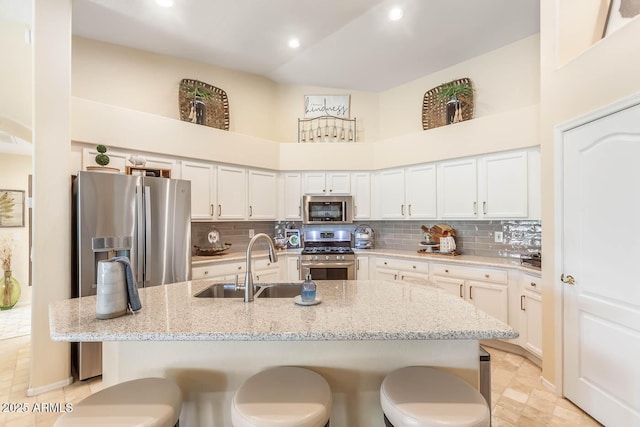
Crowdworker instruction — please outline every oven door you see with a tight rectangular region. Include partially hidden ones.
[300,260,355,280]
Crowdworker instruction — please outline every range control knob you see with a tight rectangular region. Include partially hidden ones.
[313,255,318,261]
[325,255,330,260]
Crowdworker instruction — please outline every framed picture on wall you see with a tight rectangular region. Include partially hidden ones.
[0,190,25,228]
[603,0,640,37]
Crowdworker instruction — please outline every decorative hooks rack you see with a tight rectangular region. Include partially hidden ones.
[297,115,357,143]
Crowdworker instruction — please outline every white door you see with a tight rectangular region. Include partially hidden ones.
[468,281,508,324]
[283,173,302,220]
[405,164,437,219]
[438,158,477,218]
[180,161,215,220]
[562,102,640,426]
[217,165,246,220]
[248,170,277,220]
[378,169,406,219]
[303,172,327,194]
[326,172,351,194]
[478,151,528,218]
[352,172,371,219]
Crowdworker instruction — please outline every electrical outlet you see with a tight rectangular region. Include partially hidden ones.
[249,229,255,238]
[494,231,504,243]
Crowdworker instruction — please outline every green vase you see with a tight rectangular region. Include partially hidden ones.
[0,270,21,310]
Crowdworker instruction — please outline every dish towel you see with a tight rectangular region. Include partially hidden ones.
[109,256,142,312]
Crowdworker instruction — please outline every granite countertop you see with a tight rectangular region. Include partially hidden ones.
[49,279,518,342]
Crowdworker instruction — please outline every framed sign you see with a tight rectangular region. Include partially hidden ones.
[0,190,25,228]
[603,0,640,37]
[304,95,350,118]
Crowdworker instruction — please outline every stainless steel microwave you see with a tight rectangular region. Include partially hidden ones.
[303,195,353,224]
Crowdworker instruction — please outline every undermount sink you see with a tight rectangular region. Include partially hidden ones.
[193,282,303,299]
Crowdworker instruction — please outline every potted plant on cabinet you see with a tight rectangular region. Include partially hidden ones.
[437,82,473,125]
[183,85,214,125]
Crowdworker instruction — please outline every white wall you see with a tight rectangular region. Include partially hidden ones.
[0,154,32,303]
[540,1,640,389]
[378,35,540,140]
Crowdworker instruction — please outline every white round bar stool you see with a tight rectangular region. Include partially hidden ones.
[380,367,490,427]
[54,377,182,427]
[231,366,332,427]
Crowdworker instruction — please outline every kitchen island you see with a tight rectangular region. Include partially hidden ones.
[50,279,517,426]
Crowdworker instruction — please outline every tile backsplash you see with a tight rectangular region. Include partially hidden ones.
[192,220,541,259]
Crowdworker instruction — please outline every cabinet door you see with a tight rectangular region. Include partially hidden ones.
[248,170,277,220]
[378,169,406,219]
[254,269,280,283]
[283,173,302,220]
[327,172,351,194]
[352,172,371,219]
[286,256,301,281]
[376,268,398,281]
[217,166,246,220]
[438,158,477,218]
[478,151,528,218]
[432,276,465,298]
[405,164,437,219]
[468,281,509,324]
[181,161,215,220]
[522,289,542,357]
[356,255,370,279]
[303,172,327,194]
[399,271,430,284]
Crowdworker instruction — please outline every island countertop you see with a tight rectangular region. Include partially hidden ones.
[49,279,518,342]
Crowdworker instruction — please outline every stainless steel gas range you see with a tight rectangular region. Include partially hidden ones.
[300,230,355,280]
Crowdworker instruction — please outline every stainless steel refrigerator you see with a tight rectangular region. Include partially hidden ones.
[72,171,191,380]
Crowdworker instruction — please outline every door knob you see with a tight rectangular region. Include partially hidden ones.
[560,274,575,285]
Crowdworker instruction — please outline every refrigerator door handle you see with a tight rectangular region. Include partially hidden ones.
[135,186,145,283]
[144,186,151,284]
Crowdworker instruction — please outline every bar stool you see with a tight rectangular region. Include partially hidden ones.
[231,366,332,427]
[380,367,490,427]
[54,377,182,427]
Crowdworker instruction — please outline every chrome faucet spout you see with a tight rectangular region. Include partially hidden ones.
[244,233,278,302]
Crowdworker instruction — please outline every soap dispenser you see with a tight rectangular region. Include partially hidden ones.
[301,273,317,302]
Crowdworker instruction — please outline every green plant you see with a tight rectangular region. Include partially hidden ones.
[437,82,473,102]
[184,85,214,101]
[95,144,110,166]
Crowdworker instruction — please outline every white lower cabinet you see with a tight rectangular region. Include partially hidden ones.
[431,263,509,324]
[286,255,301,281]
[375,257,429,283]
[356,254,370,279]
[519,273,543,358]
[192,261,246,283]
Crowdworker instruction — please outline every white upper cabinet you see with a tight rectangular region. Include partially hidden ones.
[378,169,406,219]
[282,173,303,220]
[438,158,478,218]
[180,161,216,220]
[217,165,246,220]
[405,164,437,219]
[478,151,528,218]
[248,170,277,220]
[351,172,371,219]
[304,172,351,194]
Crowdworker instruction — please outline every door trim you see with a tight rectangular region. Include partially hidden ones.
[553,90,640,396]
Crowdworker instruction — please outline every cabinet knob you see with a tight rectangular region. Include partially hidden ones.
[485,274,489,278]
[412,265,416,269]
[237,266,242,270]
[445,269,449,273]
[204,271,209,275]
[384,261,388,265]
[530,282,537,287]
[329,189,333,192]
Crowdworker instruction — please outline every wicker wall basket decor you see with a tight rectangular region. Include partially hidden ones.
[179,78,230,131]
[422,78,474,130]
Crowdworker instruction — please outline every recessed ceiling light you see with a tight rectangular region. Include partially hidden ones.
[155,0,174,7]
[388,7,404,21]
[288,38,301,49]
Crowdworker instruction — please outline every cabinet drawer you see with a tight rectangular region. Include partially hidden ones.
[376,257,429,274]
[254,257,277,270]
[193,262,245,280]
[431,263,508,284]
[522,273,542,293]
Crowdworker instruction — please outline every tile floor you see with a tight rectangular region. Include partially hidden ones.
[0,337,602,427]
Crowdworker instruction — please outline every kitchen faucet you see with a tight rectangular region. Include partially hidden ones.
[242,233,279,302]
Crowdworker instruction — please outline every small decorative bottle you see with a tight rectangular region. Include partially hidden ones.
[301,273,317,302]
